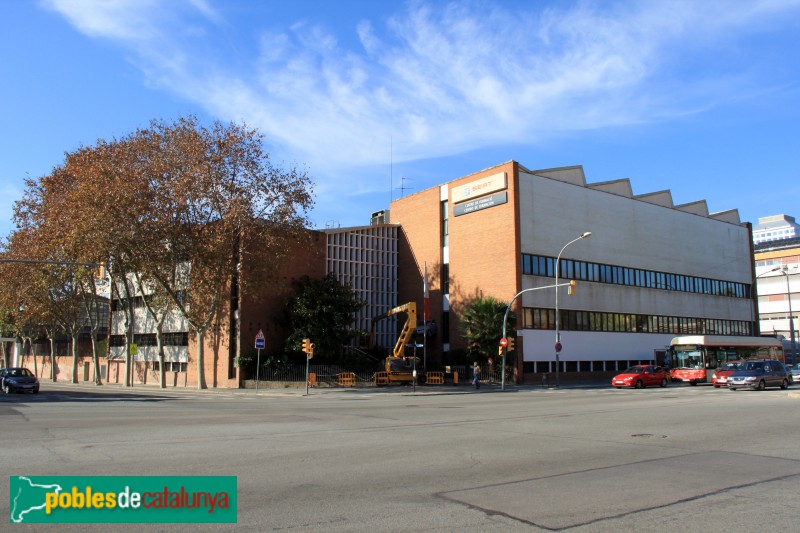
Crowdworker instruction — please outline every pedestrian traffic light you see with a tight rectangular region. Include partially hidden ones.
[507,337,515,352]
[568,279,577,295]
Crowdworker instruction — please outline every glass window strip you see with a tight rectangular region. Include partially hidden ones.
[521,253,750,299]
[521,307,752,336]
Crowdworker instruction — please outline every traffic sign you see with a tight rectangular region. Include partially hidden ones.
[255,329,265,350]
[499,337,508,348]
[555,341,562,353]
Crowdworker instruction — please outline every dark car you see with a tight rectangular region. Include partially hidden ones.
[0,367,40,394]
[612,365,669,389]
[727,360,791,391]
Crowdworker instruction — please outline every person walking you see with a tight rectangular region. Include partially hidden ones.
[472,362,481,389]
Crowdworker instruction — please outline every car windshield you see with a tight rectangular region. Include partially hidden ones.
[622,366,644,374]
[743,361,764,371]
[721,363,743,371]
[7,368,33,377]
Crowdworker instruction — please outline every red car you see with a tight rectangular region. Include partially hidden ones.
[612,365,669,389]
[712,361,746,388]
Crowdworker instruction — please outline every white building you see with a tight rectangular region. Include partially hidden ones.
[391,161,756,380]
[753,214,800,244]
[754,238,799,364]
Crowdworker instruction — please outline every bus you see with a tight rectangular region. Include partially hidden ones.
[668,335,785,385]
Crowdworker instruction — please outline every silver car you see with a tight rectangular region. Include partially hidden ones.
[727,360,791,391]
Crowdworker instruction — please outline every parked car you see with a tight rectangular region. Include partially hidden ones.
[727,360,791,391]
[0,368,40,394]
[712,361,746,388]
[612,365,669,389]
[790,365,800,384]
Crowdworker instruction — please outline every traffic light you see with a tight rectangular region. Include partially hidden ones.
[498,345,503,356]
[507,337,515,352]
[568,279,577,295]
[302,338,315,358]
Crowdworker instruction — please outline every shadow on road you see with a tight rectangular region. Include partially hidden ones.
[0,389,180,404]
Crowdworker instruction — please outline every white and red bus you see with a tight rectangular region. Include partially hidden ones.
[668,335,785,385]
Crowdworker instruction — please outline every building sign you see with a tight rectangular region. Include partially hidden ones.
[453,191,508,217]
[452,172,507,203]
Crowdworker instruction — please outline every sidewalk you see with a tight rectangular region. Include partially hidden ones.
[34,379,611,398]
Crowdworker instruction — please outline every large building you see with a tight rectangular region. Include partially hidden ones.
[753,214,800,244]
[390,161,757,382]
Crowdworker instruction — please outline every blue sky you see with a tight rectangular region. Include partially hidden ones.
[2,0,800,235]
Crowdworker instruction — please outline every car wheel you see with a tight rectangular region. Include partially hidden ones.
[730,387,736,391]
[757,380,766,391]
[635,380,643,389]
[690,380,698,386]
[713,384,719,388]
[33,389,39,395]
[615,386,622,389]
[781,379,789,390]
[660,378,667,387]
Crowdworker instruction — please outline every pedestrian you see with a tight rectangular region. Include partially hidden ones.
[472,362,481,389]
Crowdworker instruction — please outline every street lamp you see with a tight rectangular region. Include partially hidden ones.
[758,266,797,364]
[765,266,797,364]
[554,231,592,388]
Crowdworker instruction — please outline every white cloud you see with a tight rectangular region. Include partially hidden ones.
[42,0,800,193]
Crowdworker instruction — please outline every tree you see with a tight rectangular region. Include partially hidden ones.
[459,296,514,364]
[127,117,313,388]
[285,274,364,362]
[6,115,313,389]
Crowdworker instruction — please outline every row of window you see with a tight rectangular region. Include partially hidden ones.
[521,360,654,374]
[523,307,753,336]
[522,254,750,299]
[109,333,189,347]
[151,361,187,372]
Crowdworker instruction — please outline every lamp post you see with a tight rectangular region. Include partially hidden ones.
[777,268,797,365]
[554,232,592,388]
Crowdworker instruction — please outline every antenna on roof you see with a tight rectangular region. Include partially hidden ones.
[389,137,393,204]
[397,176,413,198]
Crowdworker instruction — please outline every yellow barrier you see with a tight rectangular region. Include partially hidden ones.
[338,372,357,387]
[426,371,444,385]
[374,371,390,386]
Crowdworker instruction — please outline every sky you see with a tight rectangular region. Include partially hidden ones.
[2,0,800,236]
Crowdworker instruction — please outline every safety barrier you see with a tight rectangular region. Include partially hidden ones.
[338,372,357,387]
[374,372,390,386]
[426,371,444,385]
[308,372,317,387]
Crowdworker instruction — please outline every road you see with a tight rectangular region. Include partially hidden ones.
[2,382,800,531]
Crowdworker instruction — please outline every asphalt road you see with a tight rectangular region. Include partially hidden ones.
[2,382,800,532]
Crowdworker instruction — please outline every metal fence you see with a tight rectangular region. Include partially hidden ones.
[258,364,380,385]
[254,364,510,386]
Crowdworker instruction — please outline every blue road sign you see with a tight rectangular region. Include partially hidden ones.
[255,329,265,350]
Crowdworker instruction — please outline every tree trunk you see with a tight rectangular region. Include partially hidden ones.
[91,338,103,386]
[29,338,38,377]
[49,337,57,382]
[157,327,166,389]
[71,335,79,384]
[196,328,207,390]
